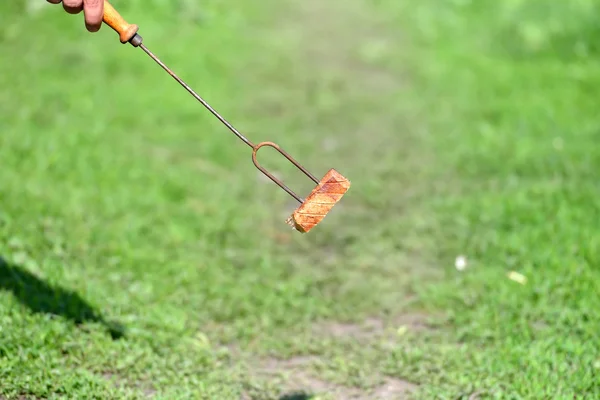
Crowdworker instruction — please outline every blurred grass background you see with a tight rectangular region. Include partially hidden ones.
[1,0,599,398]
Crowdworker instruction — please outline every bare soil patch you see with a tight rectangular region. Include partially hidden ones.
[253,355,417,400]
[314,313,435,343]
[237,313,436,399]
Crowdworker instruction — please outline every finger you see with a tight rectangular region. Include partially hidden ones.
[46,0,62,4]
[83,0,103,32]
[63,0,83,14]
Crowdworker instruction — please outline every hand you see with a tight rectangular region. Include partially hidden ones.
[47,0,104,33]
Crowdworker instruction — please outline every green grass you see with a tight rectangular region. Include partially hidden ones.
[1,0,599,398]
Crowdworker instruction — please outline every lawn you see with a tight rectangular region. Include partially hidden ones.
[1,0,599,398]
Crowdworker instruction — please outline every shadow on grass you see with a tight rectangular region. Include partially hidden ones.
[279,392,313,400]
[0,257,125,339]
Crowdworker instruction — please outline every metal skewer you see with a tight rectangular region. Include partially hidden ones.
[97,1,351,232]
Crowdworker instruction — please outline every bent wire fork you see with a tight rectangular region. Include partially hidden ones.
[252,141,319,204]
[252,141,351,234]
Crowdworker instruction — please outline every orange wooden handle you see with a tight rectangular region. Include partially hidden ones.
[102,0,139,44]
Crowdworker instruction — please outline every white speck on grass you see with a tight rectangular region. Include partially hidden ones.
[507,271,527,285]
[455,255,467,271]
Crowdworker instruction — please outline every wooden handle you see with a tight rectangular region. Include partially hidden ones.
[102,0,139,44]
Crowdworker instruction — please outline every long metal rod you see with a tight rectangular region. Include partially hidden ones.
[137,41,323,205]
[139,43,255,149]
